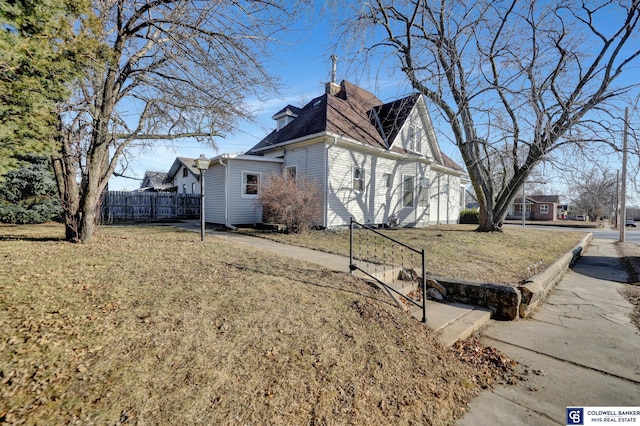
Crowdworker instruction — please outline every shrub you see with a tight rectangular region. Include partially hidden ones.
[259,173,322,234]
[459,208,479,224]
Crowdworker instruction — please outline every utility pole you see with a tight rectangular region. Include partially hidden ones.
[620,107,629,242]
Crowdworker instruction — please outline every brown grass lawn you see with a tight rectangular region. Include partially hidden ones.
[1,224,518,425]
[241,225,588,284]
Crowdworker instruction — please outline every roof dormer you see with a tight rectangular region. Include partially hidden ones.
[272,105,302,131]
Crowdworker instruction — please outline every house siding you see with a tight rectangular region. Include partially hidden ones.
[227,159,281,224]
[326,146,434,228]
[430,172,461,225]
[204,164,226,224]
[173,165,200,194]
[283,143,327,226]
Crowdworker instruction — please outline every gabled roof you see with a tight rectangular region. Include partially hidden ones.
[140,171,172,191]
[371,93,420,148]
[167,157,200,180]
[514,195,561,204]
[272,105,303,120]
[530,195,561,204]
[245,80,465,174]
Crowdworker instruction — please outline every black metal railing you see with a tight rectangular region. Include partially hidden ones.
[349,218,427,323]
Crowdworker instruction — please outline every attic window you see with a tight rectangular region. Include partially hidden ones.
[407,125,424,152]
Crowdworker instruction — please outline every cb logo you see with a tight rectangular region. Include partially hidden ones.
[566,407,584,425]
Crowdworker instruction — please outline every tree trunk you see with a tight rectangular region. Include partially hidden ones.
[52,116,111,243]
[477,206,504,232]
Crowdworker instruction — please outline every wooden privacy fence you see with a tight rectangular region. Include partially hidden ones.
[101,191,200,222]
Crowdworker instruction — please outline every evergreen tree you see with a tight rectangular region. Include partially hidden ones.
[0,154,62,224]
[0,0,97,174]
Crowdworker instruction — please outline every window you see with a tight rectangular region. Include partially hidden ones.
[191,182,196,193]
[415,127,423,152]
[402,175,414,207]
[408,125,423,152]
[418,177,429,207]
[182,167,188,178]
[242,172,260,197]
[182,184,186,194]
[286,166,297,181]
[408,126,416,151]
[353,167,365,192]
[383,173,392,190]
[540,204,549,214]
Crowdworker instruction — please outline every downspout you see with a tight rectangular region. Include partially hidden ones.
[218,158,237,230]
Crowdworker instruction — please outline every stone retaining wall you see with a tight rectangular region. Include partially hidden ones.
[428,233,592,320]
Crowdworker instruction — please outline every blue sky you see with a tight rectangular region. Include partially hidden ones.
[108,7,424,191]
[108,2,638,204]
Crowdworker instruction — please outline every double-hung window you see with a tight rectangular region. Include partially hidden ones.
[402,175,414,207]
[353,167,365,192]
[242,172,260,197]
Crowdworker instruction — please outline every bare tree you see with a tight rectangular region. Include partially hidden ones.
[341,0,640,231]
[569,168,616,221]
[53,0,302,242]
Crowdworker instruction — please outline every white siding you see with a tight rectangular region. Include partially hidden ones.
[429,172,462,224]
[283,144,326,188]
[227,159,281,224]
[173,166,200,194]
[204,164,226,224]
[283,143,327,226]
[327,146,433,228]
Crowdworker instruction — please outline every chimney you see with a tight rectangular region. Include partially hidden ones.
[325,54,340,96]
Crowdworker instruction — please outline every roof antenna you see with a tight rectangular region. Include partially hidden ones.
[330,54,338,83]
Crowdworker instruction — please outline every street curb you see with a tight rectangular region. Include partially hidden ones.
[518,232,593,318]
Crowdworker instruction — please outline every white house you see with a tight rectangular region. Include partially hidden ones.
[167,157,202,194]
[203,80,468,229]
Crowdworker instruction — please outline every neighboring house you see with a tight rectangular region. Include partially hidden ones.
[138,171,173,192]
[167,157,201,194]
[507,195,563,221]
[203,79,469,228]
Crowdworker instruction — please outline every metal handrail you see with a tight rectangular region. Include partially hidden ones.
[349,218,427,323]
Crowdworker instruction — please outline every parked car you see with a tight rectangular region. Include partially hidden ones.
[625,219,636,227]
[575,214,586,221]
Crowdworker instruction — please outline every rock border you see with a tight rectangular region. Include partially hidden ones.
[519,232,592,318]
[427,233,592,320]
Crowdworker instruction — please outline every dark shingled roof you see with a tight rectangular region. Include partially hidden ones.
[246,80,465,173]
[272,105,303,119]
[141,171,172,190]
[530,195,561,203]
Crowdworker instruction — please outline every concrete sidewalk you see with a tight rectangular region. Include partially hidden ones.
[457,239,640,425]
[167,221,491,346]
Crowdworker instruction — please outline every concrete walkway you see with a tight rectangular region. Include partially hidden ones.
[167,221,491,346]
[457,239,640,425]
